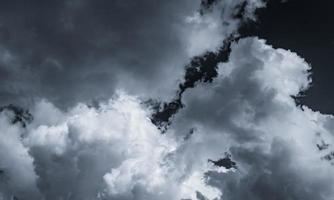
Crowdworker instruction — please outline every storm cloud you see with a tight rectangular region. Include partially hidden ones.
[0,0,199,107]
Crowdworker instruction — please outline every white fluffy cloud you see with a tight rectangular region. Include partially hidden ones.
[25,93,178,200]
[171,37,334,199]
[0,92,226,200]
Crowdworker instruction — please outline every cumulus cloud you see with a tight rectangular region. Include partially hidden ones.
[171,37,334,199]
[25,93,177,200]
[0,92,225,200]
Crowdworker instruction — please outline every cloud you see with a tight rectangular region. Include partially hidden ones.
[24,93,177,200]
[1,1,334,200]
[0,112,41,199]
[170,37,334,199]
[0,0,267,109]
[0,92,224,200]
[0,37,334,200]
[150,0,267,132]
[208,138,334,200]
[0,0,202,107]
[174,37,311,136]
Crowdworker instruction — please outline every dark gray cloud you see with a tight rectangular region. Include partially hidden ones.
[0,0,200,108]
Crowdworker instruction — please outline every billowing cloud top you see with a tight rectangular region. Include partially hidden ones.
[0,0,334,200]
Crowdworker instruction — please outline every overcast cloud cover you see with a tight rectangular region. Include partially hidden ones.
[0,0,334,200]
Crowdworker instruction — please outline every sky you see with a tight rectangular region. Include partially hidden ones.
[0,0,334,200]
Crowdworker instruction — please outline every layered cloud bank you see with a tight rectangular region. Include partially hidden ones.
[1,37,334,200]
[1,0,334,200]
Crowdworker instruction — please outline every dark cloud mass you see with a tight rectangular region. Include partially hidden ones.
[1,0,334,200]
[0,0,199,107]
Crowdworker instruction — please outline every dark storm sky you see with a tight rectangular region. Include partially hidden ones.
[242,0,334,114]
